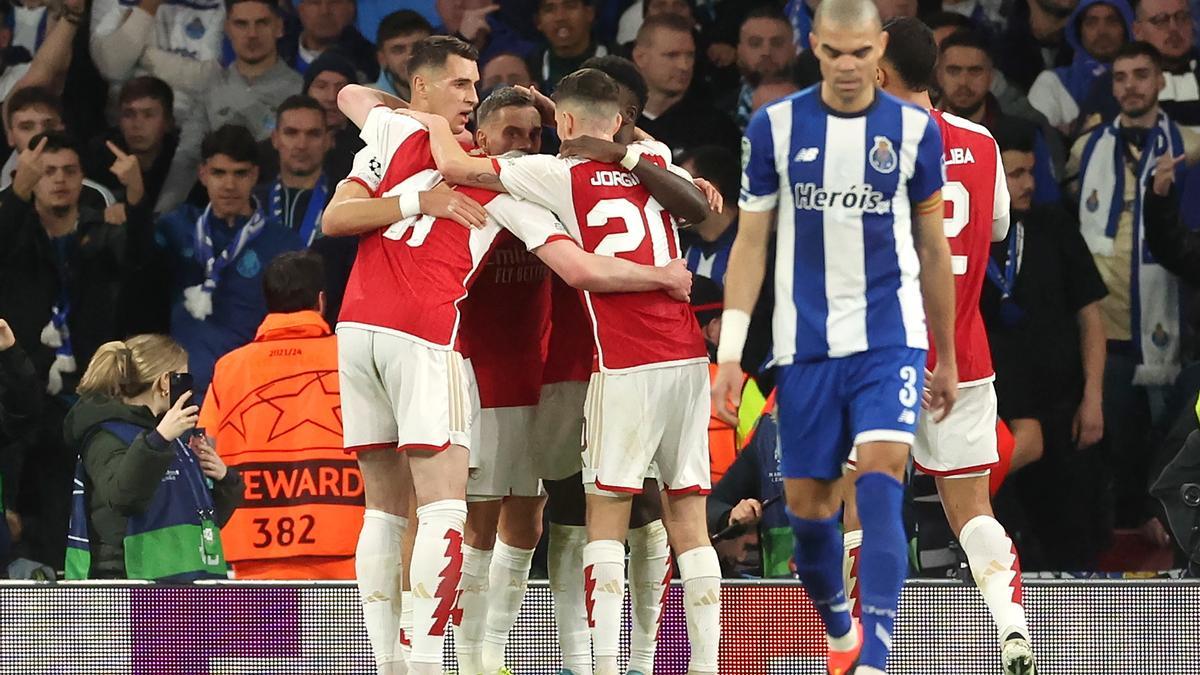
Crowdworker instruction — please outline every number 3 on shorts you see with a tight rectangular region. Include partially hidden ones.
[898,365,919,408]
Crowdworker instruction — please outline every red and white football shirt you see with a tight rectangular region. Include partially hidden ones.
[494,142,708,373]
[928,110,1010,386]
[458,232,552,408]
[542,275,594,385]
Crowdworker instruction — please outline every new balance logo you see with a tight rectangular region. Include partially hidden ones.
[794,147,820,162]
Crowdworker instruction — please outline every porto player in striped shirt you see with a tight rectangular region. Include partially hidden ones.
[713,1,958,673]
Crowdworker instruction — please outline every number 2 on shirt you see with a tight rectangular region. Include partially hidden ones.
[586,197,677,266]
[942,180,969,276]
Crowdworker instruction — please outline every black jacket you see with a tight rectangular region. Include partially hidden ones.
[62,395,242,579]
[82,131,180,215]
[0,189,153,382]
[1142,183,1200,287]
[0,344,41,438]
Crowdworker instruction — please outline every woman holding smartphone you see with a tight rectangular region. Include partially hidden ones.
[62,335,243,580]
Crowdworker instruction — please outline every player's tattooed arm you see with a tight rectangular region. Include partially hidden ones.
[396,109,506,191]
[913,192,959,421]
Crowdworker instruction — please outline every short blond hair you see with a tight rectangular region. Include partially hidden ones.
[76,335,187,400]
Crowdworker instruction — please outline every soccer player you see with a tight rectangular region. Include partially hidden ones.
[326,38,692,675]
[711,1,958,674]
[842,18,1034,674]
[400,68,723,675]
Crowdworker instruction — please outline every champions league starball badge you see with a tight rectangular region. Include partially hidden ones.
[869,136,897,174]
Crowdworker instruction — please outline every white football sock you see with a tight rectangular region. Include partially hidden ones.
[677,546,721,674]
[549,523,592,675]
[583,539,626,675]
[627,520,670,673]
[398,590,413,665]
[454,544,493,674]
[843,528,863,619]
[959,515,1030,643]
[356,510,408,670]
[409,499,467,668]
[481,539,534,671]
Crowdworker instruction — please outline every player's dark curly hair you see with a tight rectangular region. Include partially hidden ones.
[882,17,938,93]
[580,55,649,112]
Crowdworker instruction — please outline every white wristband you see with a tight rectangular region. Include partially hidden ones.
[716,309,750,364]
[619,146,640,171]
[398,191,422,219]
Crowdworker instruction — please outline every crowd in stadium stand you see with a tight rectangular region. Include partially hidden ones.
[0,0,1198,582]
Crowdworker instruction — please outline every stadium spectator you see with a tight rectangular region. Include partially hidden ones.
[282,0,378,80]
[750,74,798,112]
[0,131,149,393]
[984,118,1110,570]
[63,335,243,580]
[925,10,976,45]
[1,87,115,210]
[875,0,918,22]
[937,1,1006,39]
[200,251,360,580]
[255,96,333,245]
[435,0,537,63]
[1068,41,1198,530]
[0,0,86,104]
[529,0,610,92]
[706,392,792,578]
[935,31,1066,206]
[725,6,795,130]
[89,0,225,121]
[480,52,535,92]
[356,0,438,52]
[1145,151,1200,285]
[995,0,1077,93]
[633,14,740,155]
[373,10,433,100]
[83,77,181,215]
[1027,0,1132,135]
[678,144,737,285]
[783,0,818,54]
[152,125,303,402]
[303,51,363,185]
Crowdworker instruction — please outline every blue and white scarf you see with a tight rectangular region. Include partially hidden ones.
[40,301,74,395]
[1078,112,1184,385]
[182,201,266,321]
[268,176,328,246]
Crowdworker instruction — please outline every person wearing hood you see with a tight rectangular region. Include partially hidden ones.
[63,335,243,580]
[1028,0,1133,134]
[303,51,365,184]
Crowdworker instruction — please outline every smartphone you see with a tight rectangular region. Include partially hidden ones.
[168,372,194,408]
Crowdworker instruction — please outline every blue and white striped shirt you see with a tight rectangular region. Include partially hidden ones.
[739,86,945,364]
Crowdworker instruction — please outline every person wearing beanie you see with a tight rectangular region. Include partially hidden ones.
[302,50,365,186]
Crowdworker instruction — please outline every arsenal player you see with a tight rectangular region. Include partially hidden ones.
[844,19,1035,675]
[400,68,723,675]
[325,38,692,675]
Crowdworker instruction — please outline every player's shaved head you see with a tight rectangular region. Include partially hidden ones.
[812,0,882,35]
[552,68,623,136]
[809,0,886,111]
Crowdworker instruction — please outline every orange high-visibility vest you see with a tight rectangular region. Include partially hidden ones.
[199,310,363,580]
[708,363,740,485]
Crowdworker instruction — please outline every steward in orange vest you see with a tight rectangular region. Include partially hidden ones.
[198,251,363,579]
[692,276,739,485]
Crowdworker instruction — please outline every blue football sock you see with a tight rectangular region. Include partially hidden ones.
[855,471,907,671]
[788,511,853,640]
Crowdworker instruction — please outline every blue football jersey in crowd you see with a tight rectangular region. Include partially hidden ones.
[739,86,946,365]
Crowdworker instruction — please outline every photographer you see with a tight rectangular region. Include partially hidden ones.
[62,335,242,580]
